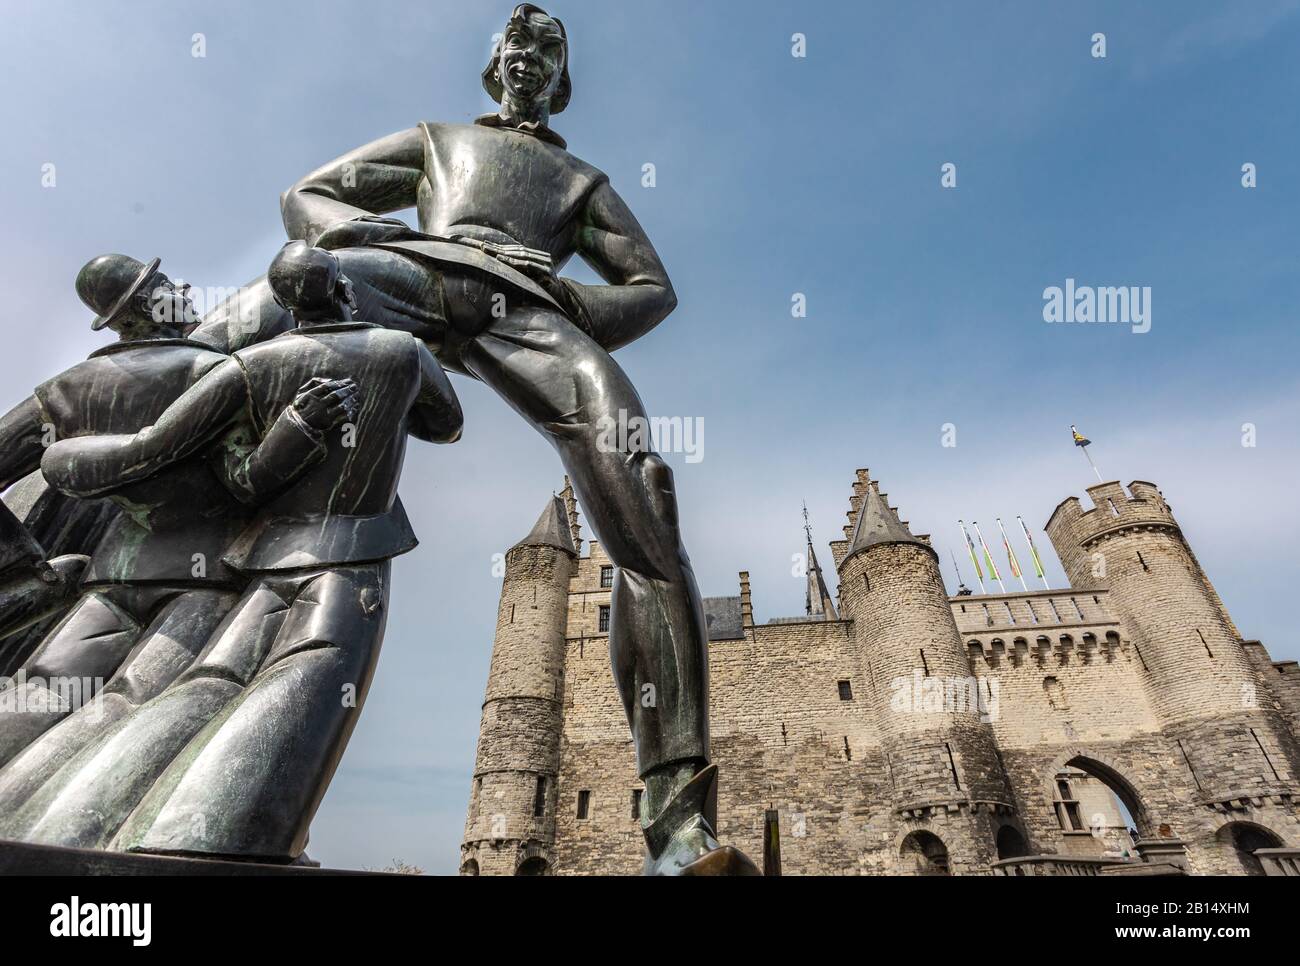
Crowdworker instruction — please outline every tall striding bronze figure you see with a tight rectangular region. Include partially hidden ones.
[191,4,756,874]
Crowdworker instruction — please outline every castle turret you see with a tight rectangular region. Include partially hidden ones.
[1046,480,1299,800]
[460,489,577,875]
[836,474,1019,872]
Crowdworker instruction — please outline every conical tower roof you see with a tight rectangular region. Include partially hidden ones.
[805,540,838,620]
[845,480,929,561]
[512,494,577,555]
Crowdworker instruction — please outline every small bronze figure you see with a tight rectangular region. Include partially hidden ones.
[31,243,461,859]
[0,255,248,770]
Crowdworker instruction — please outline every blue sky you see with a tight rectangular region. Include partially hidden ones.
[2,0,1298,873]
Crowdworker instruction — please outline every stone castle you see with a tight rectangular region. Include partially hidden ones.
[459,470,1300,875]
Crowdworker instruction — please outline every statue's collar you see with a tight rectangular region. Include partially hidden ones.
[87,337,214,359]
[474,112,567,150]
[288,321,381,336]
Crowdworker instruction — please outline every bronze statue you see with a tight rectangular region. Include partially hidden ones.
[0,251,362,844]
[24,242,461,859]
[0,5,752,874]
[191,3,756,874]
[0,255,250,772]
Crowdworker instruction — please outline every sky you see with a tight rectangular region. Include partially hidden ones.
[2,0,1298,873]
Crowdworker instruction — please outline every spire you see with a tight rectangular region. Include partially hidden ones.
[512,493,577,556]
[559,475,582,553]
[803,503,838,620]
[844,479,929,563]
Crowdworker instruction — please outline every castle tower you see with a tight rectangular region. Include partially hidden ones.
[836,474,1018,872]
[1046,480,1299,800]
[460,490,577,876]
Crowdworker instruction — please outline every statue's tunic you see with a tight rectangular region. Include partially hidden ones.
[32,339,247,587]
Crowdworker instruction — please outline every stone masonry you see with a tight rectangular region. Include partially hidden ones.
[460,472,1300,875]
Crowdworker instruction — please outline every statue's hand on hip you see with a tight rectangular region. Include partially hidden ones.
[314,216,412,252]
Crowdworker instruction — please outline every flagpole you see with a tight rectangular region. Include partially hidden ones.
[1072,424,1104,484]
[997,517,1029,591]
[972,521,1006,593]
[1081,445,1103,484]
[948,548,968,594]
[957,520,986,594]
[1018,515,1051,589]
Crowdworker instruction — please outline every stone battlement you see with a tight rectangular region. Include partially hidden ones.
[1045,480,1178,550]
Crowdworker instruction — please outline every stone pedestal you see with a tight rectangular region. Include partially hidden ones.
[0,839,375,876]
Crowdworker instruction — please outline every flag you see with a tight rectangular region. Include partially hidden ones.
[1018,517,1047,579]
[998,519,1022,578]
[1071,425,1091,448]
[959,521,984,580]
[973,522,1002,582]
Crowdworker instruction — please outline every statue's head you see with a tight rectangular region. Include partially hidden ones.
[267,241,357,324]
[76,253,194,340]
[482,4,571,116]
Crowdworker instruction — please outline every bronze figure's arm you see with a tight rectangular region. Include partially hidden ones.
[0,396,48,491]
[212,377,358,504]
[408,343,464,444]
[563,179,677,352]
[39,362,252,498]
[280,127,425,249]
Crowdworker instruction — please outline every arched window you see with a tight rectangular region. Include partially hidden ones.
[900,831,950,875]
[516,856,549,876]
[996,825,1029,859]
[459,859,479,876]
[1216,822,1284,876]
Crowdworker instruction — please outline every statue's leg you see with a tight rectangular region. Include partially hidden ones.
[113,564,389,861]
[461,305,755,874]
[190,247,445,354]
[0,587,237,834]
[0,589,142,767]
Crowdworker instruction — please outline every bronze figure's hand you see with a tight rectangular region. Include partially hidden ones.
[292,377,359,432]
[315,216,411,252]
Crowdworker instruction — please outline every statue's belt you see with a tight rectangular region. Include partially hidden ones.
[370,237,564,314]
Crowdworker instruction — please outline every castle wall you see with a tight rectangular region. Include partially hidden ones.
[468,474,1300,875]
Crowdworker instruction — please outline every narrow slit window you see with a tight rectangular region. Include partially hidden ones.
[576,789,591,820]
[944,742,962,790]
[837,679,853,701]
[532,776,546,817]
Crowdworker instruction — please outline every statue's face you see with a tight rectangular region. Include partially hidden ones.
[498,13,565,107]
[143,273,196,330]
[113,272,192,338]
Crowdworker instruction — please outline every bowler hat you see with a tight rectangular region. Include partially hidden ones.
[75,254,162,330]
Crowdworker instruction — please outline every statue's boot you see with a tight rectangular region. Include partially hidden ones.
[641,764,760,876]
